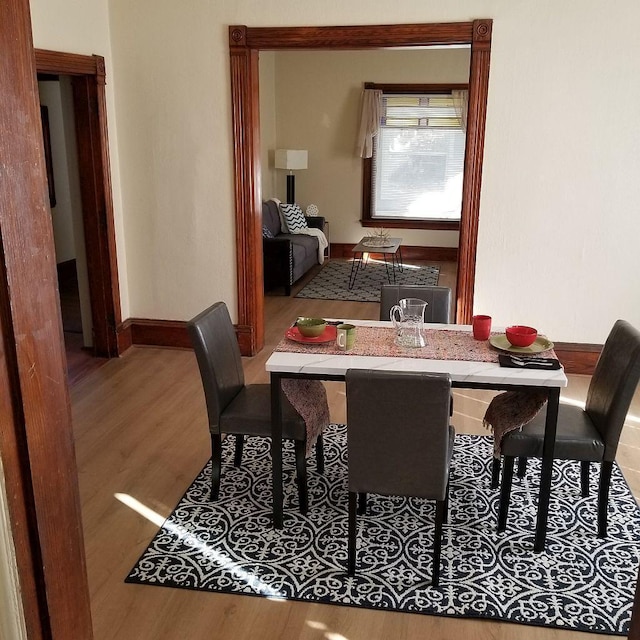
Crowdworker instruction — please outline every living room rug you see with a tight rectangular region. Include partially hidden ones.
[126,425,640,635]
[296,260,439,302]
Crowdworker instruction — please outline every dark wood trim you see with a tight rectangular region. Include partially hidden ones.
[330,244,458,262]
[360,217,461,231]
[229,19,492,355]
[35,49,121,358]
[455,19,492,324]
[241,22,475,49]
[364,82,468,93]
[229,27,262,357]
[554,342,601,376]
[0,0,93,636]
[128,318,192,349]
[122,318,250,352]
[35,49,101,76]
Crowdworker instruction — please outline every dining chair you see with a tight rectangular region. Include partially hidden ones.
[345,369,455,585]
[495,319,640,537]
[187,301,324,512]
[379,284,452,323]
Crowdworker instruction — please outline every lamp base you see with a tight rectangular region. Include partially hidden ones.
[286,174,295,204]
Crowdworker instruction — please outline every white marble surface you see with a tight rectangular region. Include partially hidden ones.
[266,321,568,388]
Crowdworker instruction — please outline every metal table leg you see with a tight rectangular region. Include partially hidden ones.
[270,372,284,528]
[348,252,364,289]
[534,386,560,552]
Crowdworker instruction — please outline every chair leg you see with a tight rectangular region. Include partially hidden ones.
[348,492,357,576]
[315,434,325,475]
[210,433,222,501]
[357,492,367,515]
[491,458,501,489]
[294,440,308,515]
[443,480,450,525]
[234,434,244,467]
[497,456,515,532]
[598,461,613,538]
[517,456,528,478]
[433,499,445,586]
[581,461,590,497]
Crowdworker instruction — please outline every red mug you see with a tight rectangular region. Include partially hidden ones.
[472,315,492,340]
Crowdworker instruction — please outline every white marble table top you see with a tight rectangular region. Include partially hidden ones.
[266,321,568,388]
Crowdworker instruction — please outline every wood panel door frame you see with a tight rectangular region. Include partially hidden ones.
[1,1,94,637]
[35,49,122,358]
[229,20,492,355]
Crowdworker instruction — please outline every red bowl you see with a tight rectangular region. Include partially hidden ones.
[505,325,538,348]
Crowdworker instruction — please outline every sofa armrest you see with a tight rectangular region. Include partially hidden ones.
[263,237,293,294]
[306,216,325,232]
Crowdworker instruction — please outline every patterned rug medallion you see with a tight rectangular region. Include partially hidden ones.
[295,260,439,302]
[126,425,640,635]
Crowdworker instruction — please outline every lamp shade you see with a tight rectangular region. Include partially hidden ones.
[275,149,308,171]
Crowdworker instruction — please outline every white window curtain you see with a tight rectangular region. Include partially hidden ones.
[356,89,382,158]
[452,89,468,131]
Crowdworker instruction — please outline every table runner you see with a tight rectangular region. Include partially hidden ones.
[276,326,556,362]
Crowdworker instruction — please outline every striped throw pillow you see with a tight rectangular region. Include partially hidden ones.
[279,203,308,233]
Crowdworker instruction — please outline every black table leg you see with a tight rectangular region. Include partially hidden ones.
[534,386,560,552]
[348,252,363,289]
[270,372,284,528]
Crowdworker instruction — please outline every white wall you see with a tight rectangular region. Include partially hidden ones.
[273,48,469,248]
[30,0,130,318]
[29,0,640,342]
[259,52,277,200]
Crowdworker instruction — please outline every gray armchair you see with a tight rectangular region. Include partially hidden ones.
[345,369,455,585]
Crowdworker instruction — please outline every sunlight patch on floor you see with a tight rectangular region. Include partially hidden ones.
[115,492,286,599]
[306,620,350,640]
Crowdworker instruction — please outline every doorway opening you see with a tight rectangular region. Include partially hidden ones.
[35,50,123,374]
[228,20,492,356]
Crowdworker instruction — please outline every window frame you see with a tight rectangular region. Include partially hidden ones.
[361,82,468,231]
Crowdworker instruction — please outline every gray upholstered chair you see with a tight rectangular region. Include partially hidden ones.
[496,320,640,537]
[345,369,455,585]
[379,284,452,323]
[187,301,324,512]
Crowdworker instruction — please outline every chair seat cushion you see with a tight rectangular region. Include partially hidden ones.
[219,384,306,441]
[501,404,605,461]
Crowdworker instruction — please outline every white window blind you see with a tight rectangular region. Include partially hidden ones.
[372,94,466,221]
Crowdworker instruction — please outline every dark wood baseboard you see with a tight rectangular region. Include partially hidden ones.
[553,342,601,376]
[120,318,255,356]
[330,244,458,262]
[120,319,602,375]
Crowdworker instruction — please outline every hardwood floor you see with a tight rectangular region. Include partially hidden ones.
[71,261,640,640]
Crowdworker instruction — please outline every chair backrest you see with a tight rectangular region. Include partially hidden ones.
[187,301,245,431]
[586,320,640,461]
[346,369,452,499]
[379,285,452,323]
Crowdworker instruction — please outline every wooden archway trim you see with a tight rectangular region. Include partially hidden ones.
[35,48,122,357]
[229,20,491,355]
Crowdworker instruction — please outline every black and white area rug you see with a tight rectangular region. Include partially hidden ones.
[126,425,640,635]
[296,260,439,302]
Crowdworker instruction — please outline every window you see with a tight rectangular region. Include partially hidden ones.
[362,85,467,230]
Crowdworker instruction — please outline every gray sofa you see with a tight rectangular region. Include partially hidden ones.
[262,199,325,295]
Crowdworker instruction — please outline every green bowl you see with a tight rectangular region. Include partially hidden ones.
[296,317,327,337]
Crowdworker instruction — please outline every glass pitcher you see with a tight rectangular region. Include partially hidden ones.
[390,298,428,348]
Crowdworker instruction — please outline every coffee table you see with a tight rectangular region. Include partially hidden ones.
[348,236,403,289]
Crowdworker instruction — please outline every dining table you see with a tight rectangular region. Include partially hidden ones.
[266,319,568,552]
